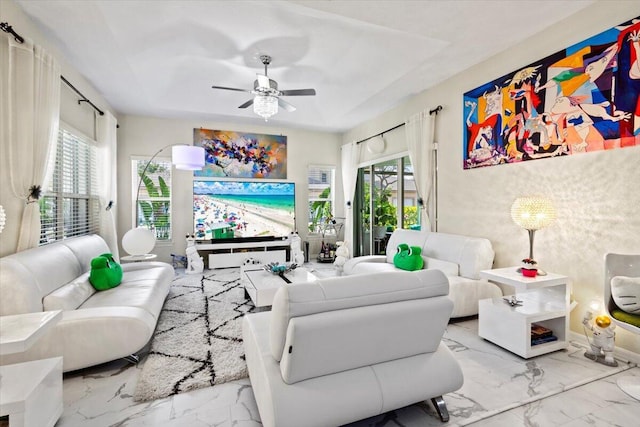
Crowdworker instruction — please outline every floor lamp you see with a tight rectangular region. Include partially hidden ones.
[510,196,556,276]
[122,144,205,258]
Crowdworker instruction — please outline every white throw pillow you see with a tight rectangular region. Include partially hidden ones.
[43,272,96,311]
[611,275,640,314]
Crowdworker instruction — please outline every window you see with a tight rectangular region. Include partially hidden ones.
[308,165,335,233]
[40,124,100,244]
[353,155,418,256]
[131,158,172,241]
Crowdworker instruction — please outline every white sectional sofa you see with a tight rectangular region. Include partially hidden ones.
[343,229,502,317]
[0,235,173,372]
[243,269,464,427]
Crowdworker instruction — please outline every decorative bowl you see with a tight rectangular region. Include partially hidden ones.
[263,262,298,275]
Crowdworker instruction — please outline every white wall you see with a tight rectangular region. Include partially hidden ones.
[116,115,342,262]
[343,2,640,354]
[0,0,117,257]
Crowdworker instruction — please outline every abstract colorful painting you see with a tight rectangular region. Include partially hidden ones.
[463,16,639,169]
[194,128,287,178]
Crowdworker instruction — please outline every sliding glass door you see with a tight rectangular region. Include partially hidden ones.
[353,155,418,257]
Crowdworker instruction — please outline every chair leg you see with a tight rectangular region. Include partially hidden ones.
[431,396,450,422]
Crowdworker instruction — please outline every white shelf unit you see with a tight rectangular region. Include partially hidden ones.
[478,268,570,358]
[197,237,290,269]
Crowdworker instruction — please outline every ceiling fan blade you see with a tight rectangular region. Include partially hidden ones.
[211,85,250,93]
[280,88,316,96]
[238,99,254,109]
[278,98,296,112]
[256,74,270,89]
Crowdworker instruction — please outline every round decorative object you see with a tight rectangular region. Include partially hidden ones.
[0,205,5,234]
[367,136,385,154]
[122,227,156,256]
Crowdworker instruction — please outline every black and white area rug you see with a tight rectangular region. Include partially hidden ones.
[134,268,255,402]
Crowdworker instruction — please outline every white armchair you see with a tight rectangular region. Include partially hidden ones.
[242,269,463,427]
[604,253,640,400]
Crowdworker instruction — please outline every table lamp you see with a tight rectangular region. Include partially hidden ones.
[510,196,556,275]
[122,144,204,257]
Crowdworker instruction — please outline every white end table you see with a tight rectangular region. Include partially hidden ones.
[0,311,63,427]
[478,268,571,358]
[120,253,157,263]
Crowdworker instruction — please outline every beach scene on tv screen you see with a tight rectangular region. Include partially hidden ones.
[193,180,295,240]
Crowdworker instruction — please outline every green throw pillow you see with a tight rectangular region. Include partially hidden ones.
[611,307,640,328]
[89,253,123,291]
[393,243,424,271]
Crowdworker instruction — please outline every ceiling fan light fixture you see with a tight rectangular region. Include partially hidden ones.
[253,95,278,121]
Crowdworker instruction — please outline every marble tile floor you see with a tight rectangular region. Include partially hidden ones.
[56,263,640,427]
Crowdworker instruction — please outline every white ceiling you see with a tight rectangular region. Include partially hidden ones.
[16,0,595,133]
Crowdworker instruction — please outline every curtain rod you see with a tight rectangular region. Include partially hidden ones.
[355,105,443,145]
[61,76,105,116]
[2,22,105,116]
[0,22,24,43]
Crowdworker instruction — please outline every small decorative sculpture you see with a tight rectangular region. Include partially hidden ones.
[333,241,349,272]
[185,234,204,275]
[582,309,617,367]
[264,262,297,275]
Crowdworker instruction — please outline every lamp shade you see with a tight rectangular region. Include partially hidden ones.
[172,145,205,170]
[253,95,278,120]
[510,196,556,230]
[122,227,156,256]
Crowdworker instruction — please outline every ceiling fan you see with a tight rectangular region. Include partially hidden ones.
[211,55,316,120]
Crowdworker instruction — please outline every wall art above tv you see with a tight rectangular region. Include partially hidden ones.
[463,16,639,169]
[194,128,287,178]
[193,180,295,241]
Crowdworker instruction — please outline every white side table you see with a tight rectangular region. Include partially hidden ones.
[0,311,63,427]
[478,268,571,358]
[120,253,158,263]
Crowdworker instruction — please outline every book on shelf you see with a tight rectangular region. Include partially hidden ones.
[530,323,553,339]
[531,335,558,346]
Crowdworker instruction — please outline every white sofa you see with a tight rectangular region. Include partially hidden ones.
[0,235,173,372]
[343,229,501,317]
[243,269,464,427]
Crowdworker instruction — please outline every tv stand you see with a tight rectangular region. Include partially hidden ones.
[196,236,290,269]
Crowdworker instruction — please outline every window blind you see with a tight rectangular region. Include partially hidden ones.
[40,125,99,244]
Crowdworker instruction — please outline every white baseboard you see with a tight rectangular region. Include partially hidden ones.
[569,331,640,365]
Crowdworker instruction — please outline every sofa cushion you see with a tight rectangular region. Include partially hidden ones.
[79,264,173,319]
[270,269,449,362]
[43,272,96,311]
[423,232,494,279]
[425,257,459,276]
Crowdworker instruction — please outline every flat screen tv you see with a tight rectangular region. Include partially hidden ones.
[193,180,295,241]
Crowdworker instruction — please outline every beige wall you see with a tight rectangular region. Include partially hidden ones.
[0,0,117,257]
[116,115,342,262]
[343,2,640,354]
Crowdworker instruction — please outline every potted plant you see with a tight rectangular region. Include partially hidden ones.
[521,258,538,277]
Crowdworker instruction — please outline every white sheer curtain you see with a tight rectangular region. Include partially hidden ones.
[96,110,120,260]
[1,37,61,251]
[340,141,361,254]
[405,110,436,231]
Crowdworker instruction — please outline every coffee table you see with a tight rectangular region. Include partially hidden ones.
[242,267,317,307]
